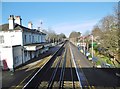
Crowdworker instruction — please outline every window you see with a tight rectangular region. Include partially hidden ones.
[0,35,4,44]
[38,36,39,42]
[24,35,26,43]
[32,36,34,42]
[24,51,27,57]
[29,35,31,43]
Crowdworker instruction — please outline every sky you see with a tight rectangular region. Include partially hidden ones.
[2,2,118,37]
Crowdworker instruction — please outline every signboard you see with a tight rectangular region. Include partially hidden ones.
[77,42,86,47]
[90,42,97,47]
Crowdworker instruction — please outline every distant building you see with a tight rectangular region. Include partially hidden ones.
[0,15,46,70]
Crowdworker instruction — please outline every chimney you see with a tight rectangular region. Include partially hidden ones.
[28,21,33,29]
[14,16,22,25]
[8,15,15,30]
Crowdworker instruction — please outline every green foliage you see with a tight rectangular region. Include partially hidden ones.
[96,60,101,65]
[88,55,92,58]
[106,59,111,64]
[91,9,119,61]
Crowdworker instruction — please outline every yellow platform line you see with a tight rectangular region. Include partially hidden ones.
[13,69,36,89]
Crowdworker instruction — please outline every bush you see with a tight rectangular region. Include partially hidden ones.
[88,55,92,58]
[96,60,101,65]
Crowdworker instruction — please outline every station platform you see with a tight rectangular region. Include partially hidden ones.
[2,45,61,88]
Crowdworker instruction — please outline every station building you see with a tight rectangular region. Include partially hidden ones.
[0,15,47,70]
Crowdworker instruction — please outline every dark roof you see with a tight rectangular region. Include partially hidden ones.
[24,42,49,46]
[0,23,9,31]
[0,23,46,35]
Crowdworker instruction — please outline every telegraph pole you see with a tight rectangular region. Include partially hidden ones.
[83,37,85,55]
[91,35,93,58]
[40,20,43,42]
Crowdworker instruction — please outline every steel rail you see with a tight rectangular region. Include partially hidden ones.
[70,57,75,89]
[47,50,64,89]
[69,42,83,89]
[58,48,67,89]
[22,41,66,89]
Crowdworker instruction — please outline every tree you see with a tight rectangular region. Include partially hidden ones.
[69,31,81,44]
[58,33,66,41]
[45,28,66,43]
[59,33,66,39]
[99,15,118,57]
[99,15,116,31]
[91,8,119,63]
[69,31,81,38]
[91,25,102,43]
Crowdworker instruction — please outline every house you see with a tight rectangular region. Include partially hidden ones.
[0,15,47,70]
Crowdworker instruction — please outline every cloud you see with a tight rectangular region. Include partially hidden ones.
[52,20,98,37]
[32,19,99,37]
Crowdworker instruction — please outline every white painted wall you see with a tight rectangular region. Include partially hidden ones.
[0,30,23,69]
[0,31,23,46]
[23,31,46,45]
[1,47,13,69]
[0,27,46,69]
[0,46,3,67]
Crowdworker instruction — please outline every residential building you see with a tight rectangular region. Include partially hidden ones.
[0,15,46,70]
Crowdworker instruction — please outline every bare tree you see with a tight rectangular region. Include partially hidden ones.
[91,6,120,63]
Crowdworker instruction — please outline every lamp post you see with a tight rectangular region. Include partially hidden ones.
[91,34,96,67]
[83,37,85,55]
[91,35,93,59]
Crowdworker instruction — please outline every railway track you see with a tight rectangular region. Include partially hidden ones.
[11,41,119,89]
[38,41,78,89]
[22,41,79,89]
[22,41,66,89]
[16,41,116,89]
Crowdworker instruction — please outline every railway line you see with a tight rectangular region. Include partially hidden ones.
[8,40,119,89]
[21,41,82,89]
[22,41,66,89]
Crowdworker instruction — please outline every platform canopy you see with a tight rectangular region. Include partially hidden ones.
[24,44,43,51]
